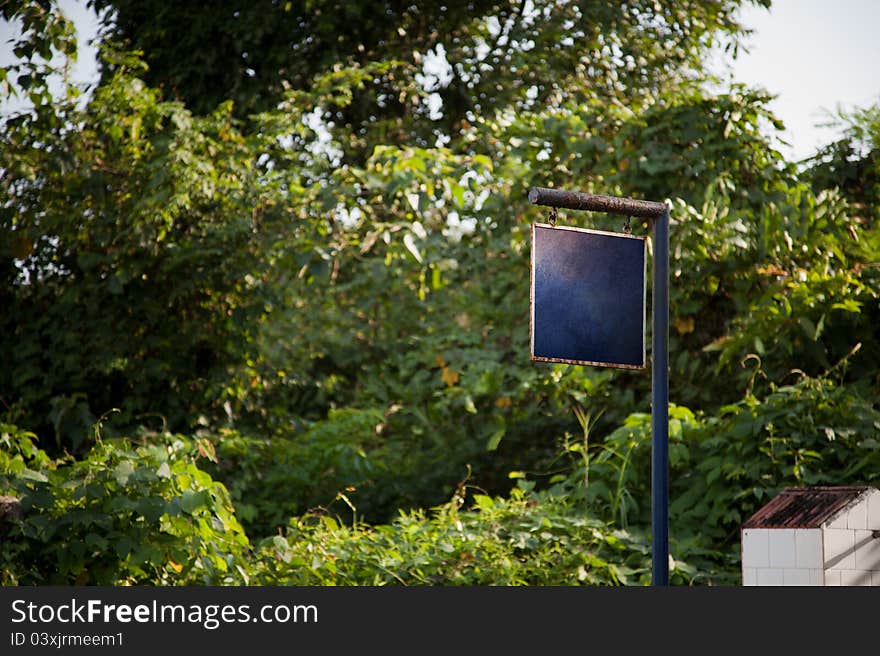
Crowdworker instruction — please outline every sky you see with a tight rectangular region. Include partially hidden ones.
[722,0,880,160]
[2,0,879,161]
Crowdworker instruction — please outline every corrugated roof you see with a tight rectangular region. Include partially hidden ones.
[742,486,871,529]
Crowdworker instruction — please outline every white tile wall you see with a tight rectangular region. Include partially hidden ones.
[757,568,784,586]
[840,569,872,586]
[853,530,880,570]
[795,529,822,569]
[824,528,856,570]
[768,529,797,568]
[868,491,880,530]
[782,568,822,586]
[826,510,848,529]
[742,491,880,586]
[847,500,868,529]
[825,570,842,586]
[742,529,769,568]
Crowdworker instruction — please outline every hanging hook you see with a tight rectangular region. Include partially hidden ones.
[548,206,558,227]
[623,215,632,235]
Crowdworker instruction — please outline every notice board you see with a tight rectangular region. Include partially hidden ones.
[530,223,646,369]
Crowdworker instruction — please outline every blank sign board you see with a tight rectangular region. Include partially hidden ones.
[530,223,646,369]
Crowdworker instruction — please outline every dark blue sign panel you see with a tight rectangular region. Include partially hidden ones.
[531,223,646,369]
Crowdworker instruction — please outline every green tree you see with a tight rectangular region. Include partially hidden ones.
[805,102,880,223]
[1,47,266,446]
[1,0,78,109]
[88,1,767,142]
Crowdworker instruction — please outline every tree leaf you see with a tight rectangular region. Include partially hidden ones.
[486,428,505,451]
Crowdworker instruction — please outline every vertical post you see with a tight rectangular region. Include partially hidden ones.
[651,206,670,586]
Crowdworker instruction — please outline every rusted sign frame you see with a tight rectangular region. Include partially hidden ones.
[529,222,647,370]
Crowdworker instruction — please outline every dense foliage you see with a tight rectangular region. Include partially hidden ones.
[1,0,878,586]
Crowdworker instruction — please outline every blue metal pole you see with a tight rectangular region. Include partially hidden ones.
[651,206,670,586]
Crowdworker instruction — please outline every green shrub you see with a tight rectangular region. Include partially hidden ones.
[250,486,696,586]
[0,425,250,585]
[206,409,382,535]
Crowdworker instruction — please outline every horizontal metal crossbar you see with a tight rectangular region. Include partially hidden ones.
[528,186,667,219]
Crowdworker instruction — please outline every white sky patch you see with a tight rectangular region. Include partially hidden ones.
[0,0,101,117]
[486,16,502,37]
[415,44,453,120]
[256,152,273,170]
[710,0,880,160]
[472,13,506,63]
[444,211,477,242]
[334,204,362,229]
[303,107,343,165]
[474,189,489,211]
[416,44,453,92]
[458,169,480,188]
[522,0,539,27]
[475,38,491,62]
[426,92,443,120]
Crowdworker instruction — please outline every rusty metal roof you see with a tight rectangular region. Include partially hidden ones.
[742,486,872,529]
